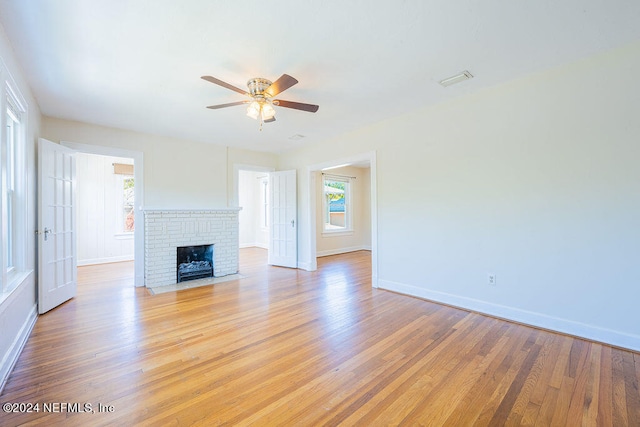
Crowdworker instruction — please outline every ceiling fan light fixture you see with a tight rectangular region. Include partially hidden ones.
[203,74,318,129]
[246,101,260,119]
[261,103,275,120]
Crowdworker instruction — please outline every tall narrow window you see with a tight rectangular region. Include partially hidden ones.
[322,175,352,232]
[2,78,27,295]
[260,178,268,229]
[123,177,135,232]
[4,105,18,272]
[113,162,134,235]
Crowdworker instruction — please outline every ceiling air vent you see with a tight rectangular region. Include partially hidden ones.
[438,70,473,87]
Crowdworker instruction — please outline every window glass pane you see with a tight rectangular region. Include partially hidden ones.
[261,180,268,228]
[5,110,17,270]
[323,178,349,231]
[123,177,135,232]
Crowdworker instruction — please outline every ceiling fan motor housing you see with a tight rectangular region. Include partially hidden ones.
[247,78,272,97]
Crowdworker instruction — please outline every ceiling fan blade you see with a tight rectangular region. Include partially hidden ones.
[274,99,319,113]
[206,101,249,109]
[264,117,276,123]
[201,76,249,96]
[264,74,298,97]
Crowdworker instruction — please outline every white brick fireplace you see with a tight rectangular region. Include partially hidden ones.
[143,209,240,287]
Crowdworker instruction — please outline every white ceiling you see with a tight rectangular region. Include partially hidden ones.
[1,1,639,153]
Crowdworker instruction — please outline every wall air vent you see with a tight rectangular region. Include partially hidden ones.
[438,70,474,87]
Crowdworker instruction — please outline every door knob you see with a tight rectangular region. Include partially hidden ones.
[36,227,53,240]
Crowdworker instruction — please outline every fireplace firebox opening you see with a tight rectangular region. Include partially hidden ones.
[176,244,214,283]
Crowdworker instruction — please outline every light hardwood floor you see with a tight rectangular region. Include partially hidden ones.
[1,248,639,426]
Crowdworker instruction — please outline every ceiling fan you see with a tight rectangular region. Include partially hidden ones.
[201,74,319,130]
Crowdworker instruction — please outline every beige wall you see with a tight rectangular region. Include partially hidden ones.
[316,166,371,256]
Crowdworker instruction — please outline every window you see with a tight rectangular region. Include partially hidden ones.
[260,178,268,229]
[2,76,27,294]
[5,105,17,272]
[123,177,135,232]
[322,175,352,233]
[113,161,135,236]
[114,172,135,235]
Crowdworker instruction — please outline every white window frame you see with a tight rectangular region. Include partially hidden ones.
[1,68,28,296]
[322,174,353,235]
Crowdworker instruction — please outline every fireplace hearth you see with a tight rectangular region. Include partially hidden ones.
[177,244,214,283]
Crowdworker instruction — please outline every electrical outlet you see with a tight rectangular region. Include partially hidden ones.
[488,274,496,286]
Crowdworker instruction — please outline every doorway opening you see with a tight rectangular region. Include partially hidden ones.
[76,153,135,273]
[306,152,378,286]
[238,170,270,251]
[234,165,275,269]
[62,141,144,287]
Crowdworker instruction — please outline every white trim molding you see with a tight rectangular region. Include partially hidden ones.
[316,246,371,258]
[77,255,135,266]
[378,278,640,353]
[0,304,37,394]
[239,243,268,249]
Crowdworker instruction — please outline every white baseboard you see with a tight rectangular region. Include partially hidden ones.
[297,260,315,271]
[0,304,37,394]
[239,243,268,249]
[378,279,640,353]
[316,245,371,258]
[78,255,134,266]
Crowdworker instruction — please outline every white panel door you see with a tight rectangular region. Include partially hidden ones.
[268,170,297,268]
[38,138,77,314]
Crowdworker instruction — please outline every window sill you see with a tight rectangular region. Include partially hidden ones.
[115,233,134,240]
[321,230,354,237]
[0,270,32,307]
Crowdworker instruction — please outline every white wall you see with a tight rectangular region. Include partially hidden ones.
[238,170,269,249]
[0,24,40,390]
[316,166,371,256]
[76,153,135,265]
[280,41,640,351]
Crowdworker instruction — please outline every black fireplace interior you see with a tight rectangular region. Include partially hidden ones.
[176,244,214,283]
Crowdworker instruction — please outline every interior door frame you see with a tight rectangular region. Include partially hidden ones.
[61,141,145,287]
[306,151,378,287]
[232,163,276,259]
[231,163,276,208]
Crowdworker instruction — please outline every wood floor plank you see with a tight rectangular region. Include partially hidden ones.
[623,350,640,425]
[597,345,614,426]
[613,348,630,426]
[1,248,638,426]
